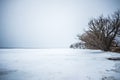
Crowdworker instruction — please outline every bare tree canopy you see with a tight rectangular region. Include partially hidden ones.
[78,10,120,51]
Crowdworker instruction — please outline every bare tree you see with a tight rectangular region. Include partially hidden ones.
[78,10,120,51]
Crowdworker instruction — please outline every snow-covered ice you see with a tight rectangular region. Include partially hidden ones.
[0,49,120,80]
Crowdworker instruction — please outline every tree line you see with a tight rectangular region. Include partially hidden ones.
[70,10,120,52]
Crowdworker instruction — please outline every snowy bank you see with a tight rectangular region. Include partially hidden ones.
[0,49,120,80]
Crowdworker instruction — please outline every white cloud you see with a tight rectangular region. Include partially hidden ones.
[0,0,120,48]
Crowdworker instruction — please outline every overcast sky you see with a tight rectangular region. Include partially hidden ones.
[0,0,120,48]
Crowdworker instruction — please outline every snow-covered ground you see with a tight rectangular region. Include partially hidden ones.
[0,49,120,80]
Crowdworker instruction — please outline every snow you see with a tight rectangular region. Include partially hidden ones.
[0,49,120,80]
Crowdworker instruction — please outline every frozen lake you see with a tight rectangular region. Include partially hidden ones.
[0,49,120,80]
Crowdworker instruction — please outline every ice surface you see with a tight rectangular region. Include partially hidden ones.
[0,49,120,80]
